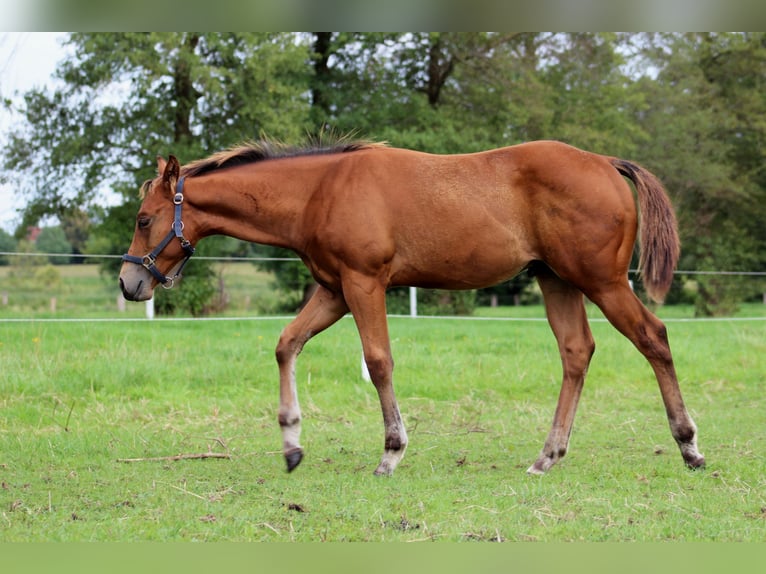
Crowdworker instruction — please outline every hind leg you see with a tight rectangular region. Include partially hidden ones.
[589,282,705,469]
[528,268,596,474]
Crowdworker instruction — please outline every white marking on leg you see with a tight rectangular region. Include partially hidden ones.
[375,420,408,475]
[281,418,302,453]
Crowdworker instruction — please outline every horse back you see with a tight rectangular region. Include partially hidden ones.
[305,141,638,290]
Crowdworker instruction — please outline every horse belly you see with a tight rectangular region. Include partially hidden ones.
[390,226,531,290]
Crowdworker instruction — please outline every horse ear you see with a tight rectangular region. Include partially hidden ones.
[162,155,180,185]
[156,156,167,176]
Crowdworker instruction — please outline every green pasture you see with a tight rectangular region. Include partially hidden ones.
[1,307,764,541]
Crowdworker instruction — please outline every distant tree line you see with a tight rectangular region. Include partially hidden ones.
[2,33,765,315]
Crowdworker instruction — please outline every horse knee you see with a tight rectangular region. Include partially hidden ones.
[570,336,595,362]
[561,337,595,376]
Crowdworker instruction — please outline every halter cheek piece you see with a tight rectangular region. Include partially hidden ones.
[122,177,196,289]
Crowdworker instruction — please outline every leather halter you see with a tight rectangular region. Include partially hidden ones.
[122,176,196,289]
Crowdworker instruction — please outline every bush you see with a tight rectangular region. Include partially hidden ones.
[386,287,476,316]
[153,260,217,317]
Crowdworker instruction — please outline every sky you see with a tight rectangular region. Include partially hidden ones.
[0,32,68,233]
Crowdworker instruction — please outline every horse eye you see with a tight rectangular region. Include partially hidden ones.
[137,216,152,230]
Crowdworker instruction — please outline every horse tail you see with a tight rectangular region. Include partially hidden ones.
[610,158,680,303]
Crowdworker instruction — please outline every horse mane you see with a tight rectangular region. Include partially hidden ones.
[181,135,388,178]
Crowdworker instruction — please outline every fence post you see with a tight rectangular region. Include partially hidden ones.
[409,286,417,317]
[362,288,416,381]
[146,297,155,320]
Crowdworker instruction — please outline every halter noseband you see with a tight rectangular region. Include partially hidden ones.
[122,176,196,289]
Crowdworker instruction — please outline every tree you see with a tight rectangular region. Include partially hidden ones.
[634,33,766,314]
[59,208,91,263]
[246,33,668,311]
[3,33,315,314]
[5,33,763,315]
[35,226,72,264]
[3,33,313,223]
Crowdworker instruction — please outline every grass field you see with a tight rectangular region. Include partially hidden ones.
[1,302,764,541]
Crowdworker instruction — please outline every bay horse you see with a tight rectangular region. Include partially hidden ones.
[119,138,705,476]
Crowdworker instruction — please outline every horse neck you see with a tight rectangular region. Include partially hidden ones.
[186,166,312,250]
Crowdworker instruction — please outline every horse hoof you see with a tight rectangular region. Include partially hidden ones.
[526,456,554,475]
[526,464,546,476]
[285,449,303,472]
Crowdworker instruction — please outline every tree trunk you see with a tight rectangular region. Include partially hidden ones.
[426,34,455,108]
[311,32,333,120]
[173,33,201,144]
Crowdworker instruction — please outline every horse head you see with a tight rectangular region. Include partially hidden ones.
[119,155,196,301]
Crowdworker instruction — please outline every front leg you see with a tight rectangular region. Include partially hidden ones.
[342,271,408,476]
[275,286,348,472]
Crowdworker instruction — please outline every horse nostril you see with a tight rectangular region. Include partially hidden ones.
[119,277,127,295]
[119,277,137,301]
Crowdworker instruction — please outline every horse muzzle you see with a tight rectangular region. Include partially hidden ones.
[119,265,154,302]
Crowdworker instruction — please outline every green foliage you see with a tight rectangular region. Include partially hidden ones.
[252,246,314,312]
[689,220,764,316]
[6,261,61,290]
[152,262,217,317]
[2,33,312,226]
[633,33,766,314]
[386,287,476,316]
[35,226,72,264]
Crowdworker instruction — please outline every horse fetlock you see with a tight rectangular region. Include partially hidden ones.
[527,444,567,475]
[279,414,302,466]
[278,412,301,428]
[670,420,697,445]
[385,435,406,452]
[670,419,704,468]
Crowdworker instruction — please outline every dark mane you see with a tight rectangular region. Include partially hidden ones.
[181,136,387,178]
